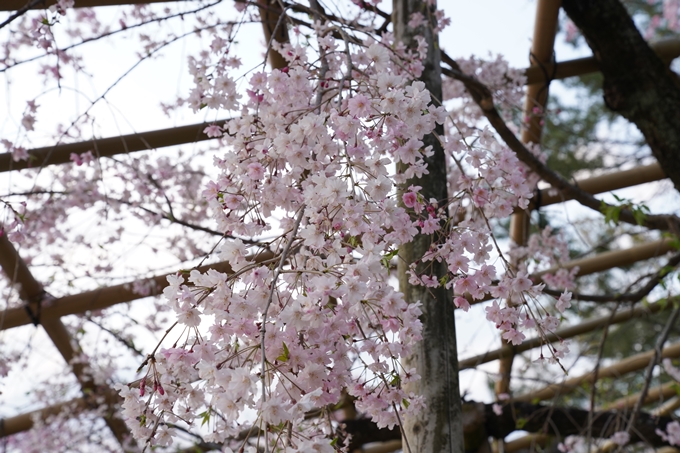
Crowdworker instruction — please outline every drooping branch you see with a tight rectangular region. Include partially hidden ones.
[440,52,680,234]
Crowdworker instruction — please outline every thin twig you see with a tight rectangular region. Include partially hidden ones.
[621,305,680,450]
[0,0,43,31]
[259,205,305,452]
[586,302,621,453]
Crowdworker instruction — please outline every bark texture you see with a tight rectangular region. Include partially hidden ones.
[393,1,464,452]
[562,0,680,191]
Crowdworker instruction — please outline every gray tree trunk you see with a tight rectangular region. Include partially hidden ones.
[393,2,464,452]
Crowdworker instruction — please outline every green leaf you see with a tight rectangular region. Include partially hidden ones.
[402,398,410,409]
[380,249,398,271]
[516,418,527,429]
[389,373,401,386]
[276,342,290,362]
[199,410,210,427]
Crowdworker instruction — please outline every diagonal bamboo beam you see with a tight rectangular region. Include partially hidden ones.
[0,233,134,449]
[0,250,275,331]
[0,120,226,173]
[459,297,670,370]
[513,342,680,403]
[0,390,123,439]
[604,381,678,411]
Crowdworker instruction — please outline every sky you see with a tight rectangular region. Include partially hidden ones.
[1,0,590,144]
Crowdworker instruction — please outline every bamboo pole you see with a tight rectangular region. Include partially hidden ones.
[535,238,673,279]
[513,342,680,403]
[460,238,675,308]
[0,120,225,173]
[0,250,274,331]
[520,0,561,145]
[536,162,666,208]
[0,398,87,438]
[604,381,678,411]
[1,237,668,331]
[652,395,680,416]
[460,298,669,370]
[523,38,680,84]
[0,385,127,438]
[256,0,290,70]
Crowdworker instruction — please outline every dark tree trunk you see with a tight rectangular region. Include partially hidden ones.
[562,0,680,191]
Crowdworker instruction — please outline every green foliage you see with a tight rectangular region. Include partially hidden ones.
[199,410,210,427]
[380,248,399,272]
[600,195,650,226]
[276,342,290,363]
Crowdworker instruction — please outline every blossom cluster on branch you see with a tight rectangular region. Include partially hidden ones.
[107,4,575,451]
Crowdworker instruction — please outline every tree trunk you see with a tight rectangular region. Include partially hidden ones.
[393,2,464,452]
[562,0,680,191]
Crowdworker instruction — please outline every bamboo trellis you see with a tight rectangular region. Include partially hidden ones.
[1,1,680,452]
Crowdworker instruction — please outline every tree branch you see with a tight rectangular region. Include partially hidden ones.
[440,52,680,233]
